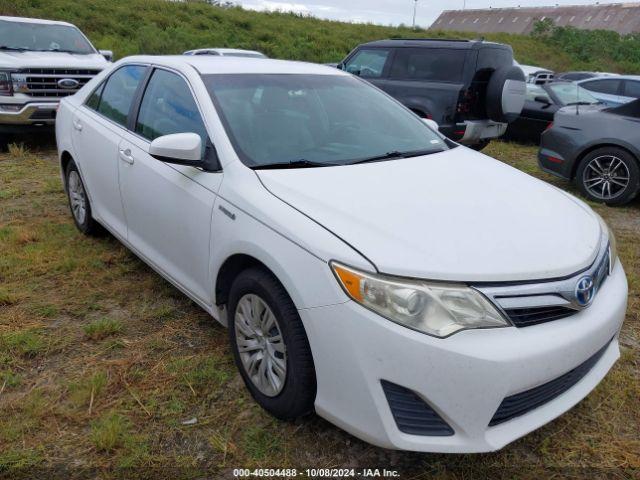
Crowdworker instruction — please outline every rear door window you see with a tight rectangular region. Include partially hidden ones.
[96,65,146,127]
[389,48,466,82]
[623,80,640,98]
[344,49,390,78]
[581,79,621,95]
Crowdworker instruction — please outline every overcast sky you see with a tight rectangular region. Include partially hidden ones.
[231,0,624,27]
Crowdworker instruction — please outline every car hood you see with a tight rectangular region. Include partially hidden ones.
[257,148,602,282]
[0,51,108,69]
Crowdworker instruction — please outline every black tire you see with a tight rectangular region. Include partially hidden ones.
[65,160,104,236]
[575,146,640,206]
[228,267,316,420]
[469,139,490,151]
[486,65,526,123]
[0,134,10,152]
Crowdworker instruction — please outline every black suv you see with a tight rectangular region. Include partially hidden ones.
[339,39,526,149]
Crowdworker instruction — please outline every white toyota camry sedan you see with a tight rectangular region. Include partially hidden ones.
[56,55,627,453]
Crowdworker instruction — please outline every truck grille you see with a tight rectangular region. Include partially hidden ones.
[13,68,102,98]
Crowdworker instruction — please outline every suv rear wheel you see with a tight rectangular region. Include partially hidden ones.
[576,146,640,206]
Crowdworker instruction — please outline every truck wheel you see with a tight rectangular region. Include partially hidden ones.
[576,146,640,206]
[228,267,316,420]
[486,66,526,123]
[0,134,11,152]
[65,160,104,236]
[469,139,490,151]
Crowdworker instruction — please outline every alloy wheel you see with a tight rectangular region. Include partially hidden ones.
[234,293,287,397]
[68,170,87,225]
[582,155,630,200]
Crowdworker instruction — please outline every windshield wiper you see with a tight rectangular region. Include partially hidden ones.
[252,159,338,170]
[0,46,30,51]
[348,148,441,165]
[566,101,596,106]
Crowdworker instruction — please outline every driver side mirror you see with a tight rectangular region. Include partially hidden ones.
[99,50,114,62]
[534,95,552,107]
[149,133,218,171]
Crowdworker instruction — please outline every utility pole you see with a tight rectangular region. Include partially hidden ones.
[412,0,418,28]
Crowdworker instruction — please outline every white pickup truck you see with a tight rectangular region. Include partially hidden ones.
[0,16,111,147]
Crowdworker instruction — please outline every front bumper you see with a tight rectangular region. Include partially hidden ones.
[300,259,627,453]
[0,102,58,126]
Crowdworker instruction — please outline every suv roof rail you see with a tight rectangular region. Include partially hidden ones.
[389,38,472,42]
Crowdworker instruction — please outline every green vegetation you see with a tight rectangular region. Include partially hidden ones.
[532,20,640,73]
[6,0,640,73]
[83,317,124,340]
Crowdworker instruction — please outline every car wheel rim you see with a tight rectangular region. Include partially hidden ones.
[583,155,630,200]
[68,171,87,225]
[234,293,287,397]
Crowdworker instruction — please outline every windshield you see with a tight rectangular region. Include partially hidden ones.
[203,74,447,168]
[0,20,95,54]
[549,83,599,105]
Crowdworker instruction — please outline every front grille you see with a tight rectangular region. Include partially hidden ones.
[14,68,101,98]
[381,381,454,436]
[489,340,611,426]
[504,305,576,327]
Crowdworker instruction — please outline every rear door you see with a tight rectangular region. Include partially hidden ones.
[383,47,467,125]
[580,78,623,106]
[118,67,221,305]
[71,65,148,238]
[621,79,640,104]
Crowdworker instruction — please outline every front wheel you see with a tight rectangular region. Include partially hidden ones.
[228,267,316,420]
[576,147,640,206]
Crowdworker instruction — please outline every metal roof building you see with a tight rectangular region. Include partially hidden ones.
[430,3,640,35]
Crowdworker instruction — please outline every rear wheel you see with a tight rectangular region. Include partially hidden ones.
[576,147,640,206]
[228,267,316,420]
[469,139,490,151]
[65,160,103,235]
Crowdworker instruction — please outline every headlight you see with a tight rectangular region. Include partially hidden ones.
[0,71,13,96]
[331,262,510,338]
[595,213,618,274]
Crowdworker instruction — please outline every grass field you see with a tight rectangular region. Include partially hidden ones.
[0,138,639,479]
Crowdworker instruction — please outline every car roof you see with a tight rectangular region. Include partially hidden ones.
[186,48,265,56]
[359,38,506,50]
[578,75,640,82]
[0,15,75,27]
[120,55,348,76]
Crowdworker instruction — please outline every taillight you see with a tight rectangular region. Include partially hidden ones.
[545,122,553,131]
[0,71,12,96]
[457,89,476,114]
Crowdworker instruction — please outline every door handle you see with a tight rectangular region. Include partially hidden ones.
[119,148,134,165]
[73,120,83,131]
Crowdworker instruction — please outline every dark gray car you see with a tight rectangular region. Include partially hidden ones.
[539,99,640,206]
